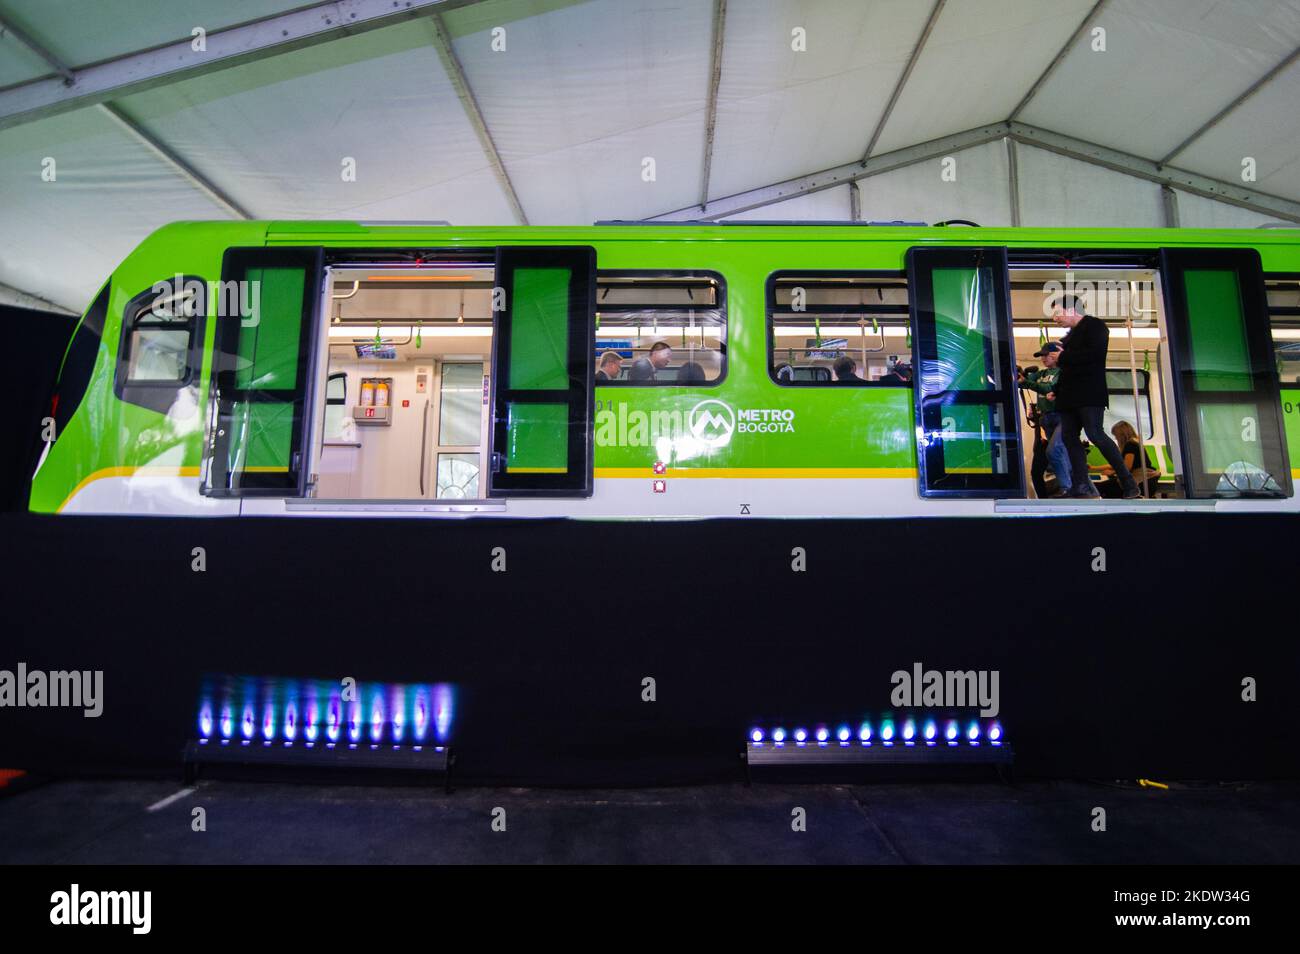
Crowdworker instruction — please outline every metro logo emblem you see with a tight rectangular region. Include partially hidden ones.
[688,400,735,447]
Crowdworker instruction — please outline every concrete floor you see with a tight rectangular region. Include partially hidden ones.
[2,778,1298,864]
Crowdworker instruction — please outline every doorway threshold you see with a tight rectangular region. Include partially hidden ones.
[995,497,1217,514]
[287,498,507,513]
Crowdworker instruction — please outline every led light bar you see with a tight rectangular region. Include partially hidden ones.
[184,675,456,784]
[746,714,1011,767]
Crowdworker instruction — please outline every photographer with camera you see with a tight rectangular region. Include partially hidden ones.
[1018,342,1071,498]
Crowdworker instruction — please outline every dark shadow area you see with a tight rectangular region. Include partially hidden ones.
[2,512,1297,784]
[0,304,76,512]
[2,778,1297,864]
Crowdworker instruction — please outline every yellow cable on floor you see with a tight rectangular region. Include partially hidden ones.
[1138,778,1169,789]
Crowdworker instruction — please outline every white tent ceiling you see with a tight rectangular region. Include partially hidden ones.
[1,0,1297,313]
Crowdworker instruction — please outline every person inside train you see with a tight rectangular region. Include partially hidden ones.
[595,350,623,383]
[1053,294,1141,499]
[1095,420,1160,498]
[1018,342,1071,497]
[677,360,706,385]
[878,358,912,385]
[773,362,795,383]
[833,355,863,383]
[629,341,673,382]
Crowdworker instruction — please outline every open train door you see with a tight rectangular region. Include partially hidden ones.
[204,247,323,498]
[906,246,1024,498]
[487,246,596,498]
[1159,247,1291,498]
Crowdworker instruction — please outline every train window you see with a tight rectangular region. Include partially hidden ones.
[1267,276,1300,385]
[593,272,725,385]
[114,278,205,414]
[322,372,347,441]
[1160,248,1290,498]
[767,272,910,385]
[52,282,109,438]
[1104,368,1154,440]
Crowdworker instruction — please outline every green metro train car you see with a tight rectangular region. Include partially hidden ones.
[28,221,1300,518]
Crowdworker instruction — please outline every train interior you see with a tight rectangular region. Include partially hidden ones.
[768,274,912,382]
[1011,267,1181,499]
[1271,276,1300,385]
[313,265,495,501]
[311,265,725,501]
[311,262,1297,504]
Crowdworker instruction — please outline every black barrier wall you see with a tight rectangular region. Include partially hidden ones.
[1,512,1296,784]
[0,305,76,512]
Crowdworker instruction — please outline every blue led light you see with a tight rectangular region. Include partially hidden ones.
[391,686,405,742]
[881,720,895,742]
[989,723,1002,743]
[199,677,454,751]
[433,683,454,743]
[902,719,916,742]
[793,728,808,743]
[967,721,980,741]
[858,721,872,741]
[370,692,385,743]
[924,719,937,741]
[348,699,362,743]
[772,728,786,743]
[414,687,430,742]
[945,720,959,741]
[815,726,829,743]
[837,725,851,742]
[327,693,341,743]
[304,694,319,742]
[750,728,764,743]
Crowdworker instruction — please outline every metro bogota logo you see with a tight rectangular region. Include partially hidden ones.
[594,399,794,448]
[688,400,735,446]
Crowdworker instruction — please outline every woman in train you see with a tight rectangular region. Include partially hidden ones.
[1096,420,1161,498]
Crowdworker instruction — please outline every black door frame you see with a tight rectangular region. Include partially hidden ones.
[488,245,596,498]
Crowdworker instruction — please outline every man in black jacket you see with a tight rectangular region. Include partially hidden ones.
[1053,294,1140,499]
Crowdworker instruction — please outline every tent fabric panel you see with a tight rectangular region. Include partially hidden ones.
[0,107,234,311]
[873,0,1099,155]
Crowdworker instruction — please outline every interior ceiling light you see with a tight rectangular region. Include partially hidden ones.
[364,274,481,282]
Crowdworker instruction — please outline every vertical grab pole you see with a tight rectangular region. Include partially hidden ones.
[1126,283,1148,498]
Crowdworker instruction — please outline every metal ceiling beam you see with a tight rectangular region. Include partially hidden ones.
[0,10,252,218]
[1010,0,1108,120]
[860,0,946,161]
[0,0,481,132]
[645,121,1300,224]
[697,0,728,212]
[1161,185,1180,228]
[0,10,75,84]
[428,12,527,225]
[96,103,251,218]
[1158,46,1300,166]
[1006,137,1021,227]
[1007,122,1300,223]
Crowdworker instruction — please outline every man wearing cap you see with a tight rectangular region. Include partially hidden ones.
[1019,342,1071,497]
[1053,295,1140,499]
